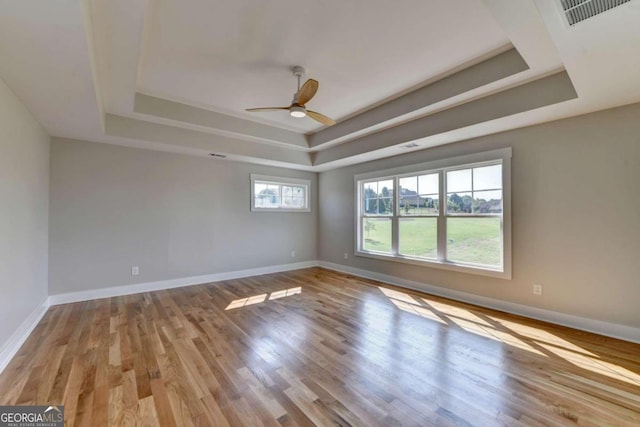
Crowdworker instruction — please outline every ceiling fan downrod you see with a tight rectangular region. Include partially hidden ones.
[292,66,306,103]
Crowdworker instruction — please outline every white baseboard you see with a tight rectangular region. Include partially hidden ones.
[10,259,638,377]
[48,260,319,306]
[0,299,50,374]
[318,261,640,344]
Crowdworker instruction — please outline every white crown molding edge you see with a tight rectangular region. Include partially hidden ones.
[48,260,319,306]
[317,261,640,344]
[0,299,50,374]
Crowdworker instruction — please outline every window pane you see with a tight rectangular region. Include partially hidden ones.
[282,185,292,197]
[418,173,439,194]
[399,218,437,258]
[417,195,439,215]
[256,183,280,208]
[378,197,393,215]
[378,180,393,198]
[363,182,377,200]
[399,176,417,216]
[363,182,377,214]
[364,198,378,214]
[401,173,439,216]
[473,164,502,190]
[399,196,417,215]
[255,183,267,194]
[447,169,471,193]
[362,217,392,253]
[447,192,472,214]
[399,176,417,193]
[283,195,305,208]
[291,196,305,208]
[401,195,439,215]
[447,218,501,267]
[292,186,305,197]
[472,190,502,214]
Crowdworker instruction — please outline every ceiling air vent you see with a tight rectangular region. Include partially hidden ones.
[401,143,420,149]
[561,0,631,26]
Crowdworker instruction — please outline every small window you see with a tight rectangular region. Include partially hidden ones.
[251,174,310,212]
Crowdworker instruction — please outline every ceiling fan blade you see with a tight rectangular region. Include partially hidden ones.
[245,107,290,112]
[307,110,336,126]
[297,79,319,106]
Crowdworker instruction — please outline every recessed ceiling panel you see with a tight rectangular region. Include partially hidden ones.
[137,0,510,132]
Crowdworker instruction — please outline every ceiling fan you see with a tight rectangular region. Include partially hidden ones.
[246,66,336,126]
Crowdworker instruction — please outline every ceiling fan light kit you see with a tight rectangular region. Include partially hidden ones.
[246,65,336,126]
[290,105,306,118]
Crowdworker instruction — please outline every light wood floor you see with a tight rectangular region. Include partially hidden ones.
[1,268,639,426]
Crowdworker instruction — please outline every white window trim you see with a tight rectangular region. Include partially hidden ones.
[251,174,311,212]
[354,148,512,279]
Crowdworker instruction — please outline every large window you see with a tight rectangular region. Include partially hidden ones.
[355,148,511,278]
[251,174,310,212]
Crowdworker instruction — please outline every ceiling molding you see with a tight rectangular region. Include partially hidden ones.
[107,69,577,172]
[130,46,532,155]
[104,114,312,167]
[81,0,105,132]
[308,47,529,149]
[133,93,309,150]
[4,0,640,173]
[313,70,577,167]
[91,0,147,115]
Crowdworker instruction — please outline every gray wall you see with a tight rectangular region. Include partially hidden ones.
[49,138,317,294]
[0,78,49,348]
[319,102,640,329]
[37,101,640,331]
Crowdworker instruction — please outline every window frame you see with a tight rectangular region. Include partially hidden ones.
[354,148,512,279]
[251,174,311,212]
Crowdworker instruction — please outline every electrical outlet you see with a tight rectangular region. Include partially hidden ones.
[131,266,139,276]
[290,250,296,258]
[344,253,349,259]
[533,284,543,296]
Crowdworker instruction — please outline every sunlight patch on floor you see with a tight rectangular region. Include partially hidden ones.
[379,287,546,357]
[447,316,545,356]
[380,287,544,355]
[269,287,301,300]
[378,286,640,387]
[226,294,267,310]
[489,317,598,357]
[390,299,446,324]
[538,343,640,387]
[379,287,421,305]
[423,298,493,327]
[226,287,302,310]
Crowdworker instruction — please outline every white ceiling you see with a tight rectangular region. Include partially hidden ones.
[0,0,639,171]
[0,0,103,139]
[137,0,510,133]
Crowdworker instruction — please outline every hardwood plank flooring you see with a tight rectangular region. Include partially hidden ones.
[1,267,639,426]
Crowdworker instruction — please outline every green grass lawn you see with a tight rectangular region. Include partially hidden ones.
[363,217,501,266]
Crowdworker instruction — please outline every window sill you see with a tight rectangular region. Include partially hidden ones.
[355,250,511,280]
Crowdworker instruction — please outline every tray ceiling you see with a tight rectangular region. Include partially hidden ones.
[136,0,510,133]
[1,0,639,171]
